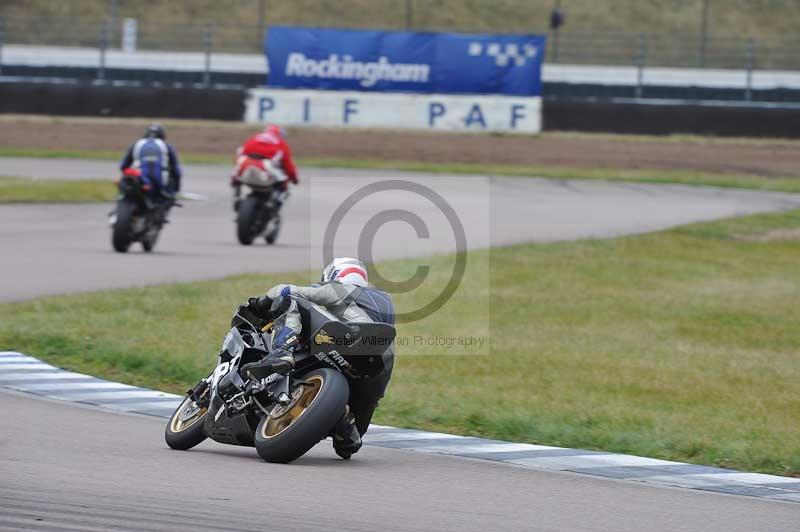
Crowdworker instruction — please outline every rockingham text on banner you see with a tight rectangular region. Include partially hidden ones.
[265,26,546,96]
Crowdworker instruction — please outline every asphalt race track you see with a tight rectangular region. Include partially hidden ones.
[2,389,798,532]
[2,158,800,531]
[2,157,800,302]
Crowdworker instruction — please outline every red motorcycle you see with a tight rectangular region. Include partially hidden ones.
[232,155,288,246]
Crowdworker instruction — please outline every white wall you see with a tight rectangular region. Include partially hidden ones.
[5,45,800,89]
[244,88,541,134]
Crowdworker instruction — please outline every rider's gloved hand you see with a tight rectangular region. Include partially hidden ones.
[270,295,292,316]
[243,296,273,318]
[231,296,272,328]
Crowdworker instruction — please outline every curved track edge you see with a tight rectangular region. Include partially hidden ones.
[2,350,798,503]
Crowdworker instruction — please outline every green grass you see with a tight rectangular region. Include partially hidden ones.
[6,1,800,46]
[0,177,116,203]
[2,146,799,194]
[2,209,800,476]
[0,147,226,166]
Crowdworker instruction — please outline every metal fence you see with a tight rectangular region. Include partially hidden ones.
[0,13,799,101]
[2,11,800,69]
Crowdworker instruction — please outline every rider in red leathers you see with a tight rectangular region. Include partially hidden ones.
[231,124,298,211]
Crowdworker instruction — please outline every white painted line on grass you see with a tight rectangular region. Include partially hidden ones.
[691,473,800,485]
[508,454,681,470]
[767,493,800,502]
[0,363,60,371]
[410,443,561,454]
[27,381,139,392]
[1,372,98,382]
[362,431,466,443]
[0,352,30,358]
[0,358,44,364]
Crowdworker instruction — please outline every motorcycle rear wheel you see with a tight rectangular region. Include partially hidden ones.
[111,199,136,253]
[142,220,160,253]
[264,214,281,245]
[236,195,262,246]
[254,368,349,463]
[165,395,208,450]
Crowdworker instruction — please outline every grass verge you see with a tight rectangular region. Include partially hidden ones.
[0,177,116,203]
[2,146,800,194]
[2,210,799,475]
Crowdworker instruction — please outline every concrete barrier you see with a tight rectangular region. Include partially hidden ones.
[0,82,244,120]
[2,82,800,138]
[544,99,800,137]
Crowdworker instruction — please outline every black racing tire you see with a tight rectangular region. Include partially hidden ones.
[165,395,209,450]
[265,213,281,245]
[236,195,261,246]
[111,199,136,253]
[254,368,349,463]
[141,223,160,253]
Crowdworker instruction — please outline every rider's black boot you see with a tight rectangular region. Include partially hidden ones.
[241,317,299,380]
[240,346,295,380]
[331,407,362,459]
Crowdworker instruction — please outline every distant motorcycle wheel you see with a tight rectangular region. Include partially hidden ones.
[254,368,349,463]
[265,214,281,245]
[165,395,209,450]
[141,219,160,253]
[111,199,136,253]
[236,195,261,246]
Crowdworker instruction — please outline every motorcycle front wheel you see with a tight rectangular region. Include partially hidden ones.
[165,395,209,450]
[254,368,349,463]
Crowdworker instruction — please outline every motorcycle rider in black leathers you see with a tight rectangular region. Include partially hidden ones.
[239,257,395,459]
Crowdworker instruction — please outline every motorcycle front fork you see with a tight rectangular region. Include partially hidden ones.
[187,378,211,407]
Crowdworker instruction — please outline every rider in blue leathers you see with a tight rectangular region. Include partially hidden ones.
[120,123,182,221]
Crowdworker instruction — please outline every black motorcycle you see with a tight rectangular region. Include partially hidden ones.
[109,168,177,253]
[165,297,395,463]
[234,155,287,246]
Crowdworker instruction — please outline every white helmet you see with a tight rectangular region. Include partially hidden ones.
[320,257,368,287]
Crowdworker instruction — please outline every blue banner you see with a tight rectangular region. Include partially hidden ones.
[265,26,546,96]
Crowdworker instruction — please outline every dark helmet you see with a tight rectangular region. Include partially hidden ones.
[145,123,166,140]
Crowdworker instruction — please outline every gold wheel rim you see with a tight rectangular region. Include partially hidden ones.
[170,396,207,433]
[260,375,324,439]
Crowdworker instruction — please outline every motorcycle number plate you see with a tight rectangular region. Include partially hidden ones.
[211,361,231,392]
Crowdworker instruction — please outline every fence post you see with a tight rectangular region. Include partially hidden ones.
[635,33,647,99]
[0,17,5,76]
[699,0,709,67]
[745,38,755,101]
[98,18,110,82]
[257,0,266,50]
[203,23,213,87]
[551,30,560,62]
